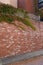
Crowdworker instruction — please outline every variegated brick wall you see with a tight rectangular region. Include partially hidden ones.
[0,19,43,58]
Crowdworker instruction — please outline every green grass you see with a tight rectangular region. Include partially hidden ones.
[0,3,36,30]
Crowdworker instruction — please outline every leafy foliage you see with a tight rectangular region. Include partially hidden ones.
[0,3,36,30]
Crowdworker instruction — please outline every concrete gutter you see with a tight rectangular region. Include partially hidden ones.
[0,49,43,65]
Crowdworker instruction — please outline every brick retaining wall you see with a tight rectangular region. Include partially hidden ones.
[0,19,43,58]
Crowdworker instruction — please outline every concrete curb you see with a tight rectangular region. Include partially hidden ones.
[0,49,43,65]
